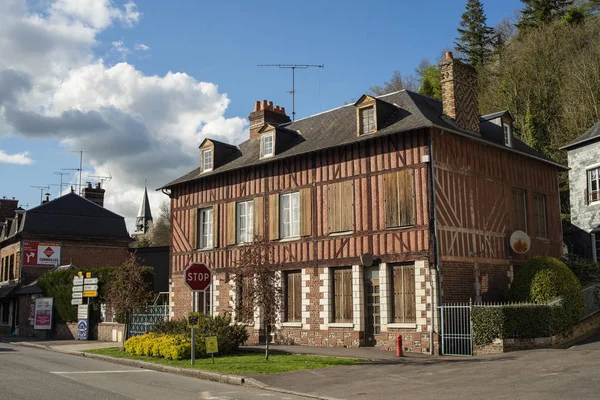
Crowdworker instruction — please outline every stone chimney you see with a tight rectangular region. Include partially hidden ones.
[82,182,105,207]
[439,52,480,132]
[249,100,291,139]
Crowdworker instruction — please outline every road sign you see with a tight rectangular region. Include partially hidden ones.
[77,305,89,320]
[72,292,83,299]
[83,284,98,291]
[77,319,88,340]
[84,278,98,284]
[184,263,211,291]
[83,290,98,297]
[71,299,83,305]
[205,335,219,354]
[73,276,84,285]
[72,285,83,292]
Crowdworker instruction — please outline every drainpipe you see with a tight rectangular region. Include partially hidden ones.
[428,130,444,355]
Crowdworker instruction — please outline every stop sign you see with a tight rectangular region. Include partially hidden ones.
[184,262,211,291]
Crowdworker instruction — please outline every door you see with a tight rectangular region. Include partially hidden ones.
[364,266,380,346]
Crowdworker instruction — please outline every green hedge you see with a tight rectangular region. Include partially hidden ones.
[472,305,554,346]
[125,333,191,360]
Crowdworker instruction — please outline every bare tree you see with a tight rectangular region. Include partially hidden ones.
[233,237,283,359]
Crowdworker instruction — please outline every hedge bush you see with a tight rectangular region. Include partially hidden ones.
[508,256,584,333]
[125,333,190,360]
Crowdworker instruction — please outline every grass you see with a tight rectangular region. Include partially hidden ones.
[86,348,363,374]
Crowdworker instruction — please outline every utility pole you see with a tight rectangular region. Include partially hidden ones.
[53,172,70,196]
[62,150,89,195]
[30,185,50,204]
[257,64,324,120]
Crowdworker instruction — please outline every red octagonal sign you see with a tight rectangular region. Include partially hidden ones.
[184,262,211,291]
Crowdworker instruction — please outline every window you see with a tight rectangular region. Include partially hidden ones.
[359,106,375,134]
[332,267,353,323]
[261,134,274,158]
[533,193,548,239]
[202,149,213,172]
[588,167,600,204]
[280,192,300,238]
[328,181,354,233]
[198,207,213,249]
[100,304,117,323]
[384,169,415,228]
[391,265,416,324]
[503,123,511,146]
[0,303,9,325]
[512,188,528,233]
[285,271,302,322]
[8,255,14,281]
[236,200,254,243]
[195,287,212,315]
[237,276,253,323]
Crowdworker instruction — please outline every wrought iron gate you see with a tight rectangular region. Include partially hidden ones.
[439,302,472,356]
[127,305,169,338]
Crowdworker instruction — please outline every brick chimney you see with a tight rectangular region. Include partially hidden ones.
[249,100,291,139]
[82,182,105,207]
[439,52,480,132]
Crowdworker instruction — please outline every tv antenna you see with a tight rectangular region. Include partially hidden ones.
[62,150,89,195]
[53,172,70,196]
[30,185,50,204]
[89,173,113,187]
[257,64,324,120]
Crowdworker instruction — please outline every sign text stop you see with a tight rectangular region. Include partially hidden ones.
[184,262,211,291]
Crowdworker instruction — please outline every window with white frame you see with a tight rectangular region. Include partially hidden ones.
[359,106,375,134]
[280,192,300,238]
[195,287,212,315]
[503,123,511,146]
[198,207,213,249]
[261,134,274,158]
[588,167,600,204]
[236,200,254,243]
[202,149,213,172]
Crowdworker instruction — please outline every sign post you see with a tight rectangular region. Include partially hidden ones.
[184,262,211,366]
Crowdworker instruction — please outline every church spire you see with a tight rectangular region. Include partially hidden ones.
[134,184,153,235]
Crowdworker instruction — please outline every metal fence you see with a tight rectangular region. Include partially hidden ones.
[439,302,473,356]
[127,305,169,338]
[581,284,600,320]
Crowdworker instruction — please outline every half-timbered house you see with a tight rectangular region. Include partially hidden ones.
[161,52,565,353]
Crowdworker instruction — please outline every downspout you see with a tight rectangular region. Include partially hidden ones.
[428,130,444,355]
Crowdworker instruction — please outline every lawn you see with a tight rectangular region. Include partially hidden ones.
[86,348,363,374]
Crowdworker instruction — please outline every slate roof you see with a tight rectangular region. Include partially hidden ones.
[480,110,513,121]
[2,192,131,242]
[161,90,565,189]
[561,121,600,150]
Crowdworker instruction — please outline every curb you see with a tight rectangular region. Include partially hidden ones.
[1,340,336,400]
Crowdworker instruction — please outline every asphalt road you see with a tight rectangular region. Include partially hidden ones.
[0,343,307,400]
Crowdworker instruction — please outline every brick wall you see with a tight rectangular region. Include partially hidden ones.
[440,263,476,302]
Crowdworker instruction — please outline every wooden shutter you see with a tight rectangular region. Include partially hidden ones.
[393,265,416,323]
[212,204,219,248]
[190,208,198,249]
[328,183,339,233]
[342,180,354,231]
[333,268,353,323]
[254,196,264,240]
[328,181,354,233]
[300,188,312,237]
[269,194,279,240]
[286,271,302,322]
[385,170,415,228]
[226,201,236,246]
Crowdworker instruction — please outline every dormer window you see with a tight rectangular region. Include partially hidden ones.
[261,133,274,158]
[202,149,213,172]
[503,121,513,148]
[360,106,375,134]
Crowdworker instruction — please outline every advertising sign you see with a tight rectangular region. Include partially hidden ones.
[23,241,61,267]
[34,297,53,330]
[77,320,88,340]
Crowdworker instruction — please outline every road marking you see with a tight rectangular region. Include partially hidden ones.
[51,370,153,375]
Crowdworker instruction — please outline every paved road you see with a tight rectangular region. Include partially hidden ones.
[0,343,307,400]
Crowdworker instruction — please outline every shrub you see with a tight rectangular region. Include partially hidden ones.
[124,333,191,360]
[152,318,189,335]
[562,254,600,286]
[472,305,554,345]
[508,256,584,332]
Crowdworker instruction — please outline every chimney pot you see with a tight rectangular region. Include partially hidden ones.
[268,101,274,110]
[261,100,268,110]
[87,182,92,189]
[254,101,260,112]
[281,107,286,114]
[96,182,101,189]
[446,51,453,60]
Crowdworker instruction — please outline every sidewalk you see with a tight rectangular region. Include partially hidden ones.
[0,336,121,353]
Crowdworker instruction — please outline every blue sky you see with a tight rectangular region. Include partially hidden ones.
[0,0,522,230]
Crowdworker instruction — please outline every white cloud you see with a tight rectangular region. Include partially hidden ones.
[135,43,150,51]
[0,149,33,165]
[0,0,248,231]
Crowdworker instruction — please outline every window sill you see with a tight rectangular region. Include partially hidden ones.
[328,322,354,328]
[279,236,301,243]
[387,323,417,329]
[201,169,213,174]
[329,230,353,237]
[588,200,600,206]
[281,322,302,328]
[260,154,274,159]
[196,247,213,252]
[385,225,415,231]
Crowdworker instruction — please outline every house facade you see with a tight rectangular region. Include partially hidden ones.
[561,123,600,261]
[162,53,564,353]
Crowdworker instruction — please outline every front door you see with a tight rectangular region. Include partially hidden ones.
[364,266,380,346]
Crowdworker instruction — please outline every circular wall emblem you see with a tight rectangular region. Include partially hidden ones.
[510,230,531,254]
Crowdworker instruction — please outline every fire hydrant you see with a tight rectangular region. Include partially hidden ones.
[396,334,403,357]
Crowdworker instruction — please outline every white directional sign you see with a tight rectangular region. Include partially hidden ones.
[71,299,83,305]
[84,278,98,284]
[72,286,83,292]
[72,292,83,299]
[73,276,84,285]
[77,305,89,320]
[83,284,98,291]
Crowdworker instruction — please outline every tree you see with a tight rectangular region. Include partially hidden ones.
[517,0,574,29]
[105,255,154,348]
[455,0,496,67]
[416,60,442,99]
[369,71,418,96]
[233,237,283,360]
[151,201,171,246]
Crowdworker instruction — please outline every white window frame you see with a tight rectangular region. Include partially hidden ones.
[199,207,213,249]
[236,200,254,244]
[503,123,512,147]
[261,133,275,158]
[587,166,600,204]
[360,106,375,134]
[202,149,213,173]
[280,192,300,239]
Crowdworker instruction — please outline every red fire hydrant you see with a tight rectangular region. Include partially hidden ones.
[396,334,403,357]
